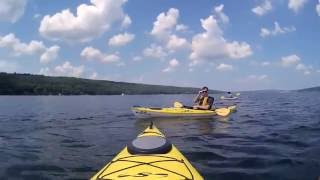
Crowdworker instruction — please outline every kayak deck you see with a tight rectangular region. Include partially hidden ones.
[91,125,203,180]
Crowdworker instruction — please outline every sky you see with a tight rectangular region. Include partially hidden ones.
[0,0,320,91]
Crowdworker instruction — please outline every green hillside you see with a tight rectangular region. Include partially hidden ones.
[298,86,320,92]
[0,72,222,95]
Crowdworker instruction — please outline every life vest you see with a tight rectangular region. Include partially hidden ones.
[200,96,209,106]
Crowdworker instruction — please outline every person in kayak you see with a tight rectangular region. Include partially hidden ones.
[193,86,214,110]
[226,91,234,98]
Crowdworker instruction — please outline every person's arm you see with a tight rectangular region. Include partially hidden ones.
[193,92,201,103]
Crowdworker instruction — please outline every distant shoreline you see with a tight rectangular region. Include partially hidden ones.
[0,72,224,95]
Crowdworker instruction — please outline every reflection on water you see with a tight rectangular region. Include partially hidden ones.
[0,92,320,180]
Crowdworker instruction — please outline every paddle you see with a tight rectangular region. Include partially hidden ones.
[173,101,231,117]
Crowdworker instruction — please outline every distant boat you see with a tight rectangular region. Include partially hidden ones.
[121,93,125,96]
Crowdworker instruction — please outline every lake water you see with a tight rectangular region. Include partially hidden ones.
[0,92,320,180]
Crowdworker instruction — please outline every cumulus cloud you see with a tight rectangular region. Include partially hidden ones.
[214,4,229,24]
[150,8,179,40]
[133,56,142,61]
[40,61,84,77]
[260,22,296,38]
[81,46,120,63]
[261,61,270,66]
[162,58,179,72]
[40,45,60,64]
[216,63,233,71]
[89,72,98,79]
[296,63,313,75]
[176,24,188,32]
[0,0,26,23]
[317,0,320,16]
[190,14,252,62]
[143,44,167,59]
[39,0,129,42]
[0,33,59,63]
[121,14,132,28]
[108,33,135,47]
[281,54,300,67]
[252,0,272,16]
[288,0,307,13]
[166,35,189,51]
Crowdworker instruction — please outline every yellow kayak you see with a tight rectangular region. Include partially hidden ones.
[91,123,203,180]
[132,105,236,118]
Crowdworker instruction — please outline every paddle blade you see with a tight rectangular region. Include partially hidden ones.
[174,101,184,108]
[215,108,231,117]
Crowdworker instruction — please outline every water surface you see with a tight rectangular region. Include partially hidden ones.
[0,92,319,179]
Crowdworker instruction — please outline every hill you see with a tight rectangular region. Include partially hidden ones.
[0,72,222,95]
[298,86,320,92]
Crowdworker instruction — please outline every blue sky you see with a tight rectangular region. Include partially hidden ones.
[0,0,319,91]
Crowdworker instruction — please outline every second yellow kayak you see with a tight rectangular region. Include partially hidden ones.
[132,105,237,118]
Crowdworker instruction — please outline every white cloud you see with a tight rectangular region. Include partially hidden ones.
[40,45,60,64]
[0,33,59,63]
[296,63,313,75]
[296,63,307,71]
[317,0,320,16]
[281,54,300,67]
[108,33,135,47]
[0,33,45,55]
[121,14,132,28]
[190,15,252,62]
[288,0,307,13]
[34,13,41,19]
[81,46,120,63]
[252,0,272,16]
[40,61,84,77]
[166,35,189,51]
[143,44,167,59]
[260,22,296,38]
[54,61,84,77]
[89,72,98,79]
[162,58,179,72]
[176,24,188,32]
[0,0,26,23]
[261,61,270,66]
[133,56,142,61]
[150,8,179,40]
[214,4,229,24]
[39,0,129,42]
[216,63,233,71]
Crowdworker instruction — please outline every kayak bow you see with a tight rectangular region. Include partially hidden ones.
[91,123,203,180]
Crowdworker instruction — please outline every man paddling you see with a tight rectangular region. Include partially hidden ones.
[193,86,214,110]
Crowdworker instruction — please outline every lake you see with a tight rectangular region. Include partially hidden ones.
[0,92,320,179]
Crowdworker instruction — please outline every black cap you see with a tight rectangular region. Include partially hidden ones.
[201,86,208,92]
